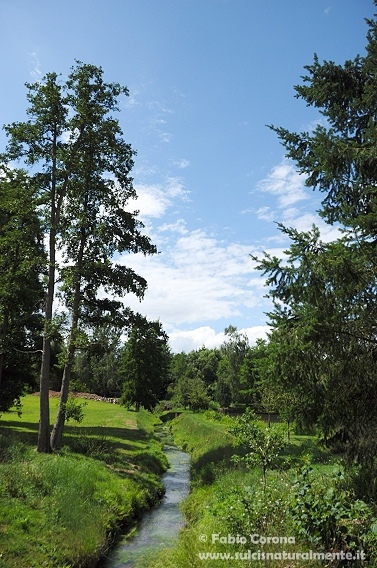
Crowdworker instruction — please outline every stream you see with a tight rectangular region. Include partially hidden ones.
[101,436,190,568]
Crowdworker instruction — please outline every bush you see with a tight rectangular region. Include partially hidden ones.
[291,464,373,554]
[231,409,287,490]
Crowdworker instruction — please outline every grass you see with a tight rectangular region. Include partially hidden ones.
[0,394,167,568]
[141,410,377,568]
[169,410,235,486]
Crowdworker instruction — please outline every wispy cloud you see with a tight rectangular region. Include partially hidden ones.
[124,87,141,108]
[29,52,42,80]
[119,228,270,331]
[117,153,341,352]
[158,219,188,234]
[172,158,191,169]
[132,178,190,220]
[256,160,309,208]
[254,158,342,242]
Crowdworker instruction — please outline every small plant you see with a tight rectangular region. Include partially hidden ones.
[230,408,287,490]
[62,396,87,423]
[213,478,288,539]
[291,464,372,554]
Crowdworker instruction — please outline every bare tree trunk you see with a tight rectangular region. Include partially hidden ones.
[0,309,8,391]
[0,352,3,391]
[37,228,55,453]
[50,228,85,450]
[49,338,75,450]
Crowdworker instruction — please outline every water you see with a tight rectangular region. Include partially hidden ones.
[101,441,190,568]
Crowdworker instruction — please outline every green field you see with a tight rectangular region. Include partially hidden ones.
[0,395,167,568]
[143,411,377,568]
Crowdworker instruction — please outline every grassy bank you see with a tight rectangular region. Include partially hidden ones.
[141,411,377,568]
[0,395,167,568]
[169,410,234,486]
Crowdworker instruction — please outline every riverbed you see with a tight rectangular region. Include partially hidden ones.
[101,441,190,567]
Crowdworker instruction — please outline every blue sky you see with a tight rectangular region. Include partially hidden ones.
[1,0,375,352]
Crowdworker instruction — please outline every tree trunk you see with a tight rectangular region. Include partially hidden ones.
[38,334,52,452]
[37,245,55,452]
[37,131,60,453]
[50,227,85,450]
[49,339,74,450]
[0,309,8,390]
[0,352,3,391]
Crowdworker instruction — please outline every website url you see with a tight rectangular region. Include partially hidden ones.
[198,550,366,561]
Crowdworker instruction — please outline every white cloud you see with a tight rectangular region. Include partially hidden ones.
[168,326,225,352]
[168,325,270,353]
[115,157,341,351]
[257,160,309,209]
[29,52,42,80]
[173,158,191,169]
[254,158,342,243]
[124,88,141,108]
[132,178,189,220]
[255,206,275,222]
[154,131,171,143]
[158,219,188,234]
[119,228,269,330]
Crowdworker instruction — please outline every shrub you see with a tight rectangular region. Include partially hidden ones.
[291,464,372,554]
[231,408,287,490]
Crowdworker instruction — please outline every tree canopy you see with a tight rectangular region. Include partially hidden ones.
[120,321,171,411]
[2,62,156,450]
[254,7,377,463]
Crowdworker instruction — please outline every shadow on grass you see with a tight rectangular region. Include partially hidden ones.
[0,419,164,472]
[281,436,332,466]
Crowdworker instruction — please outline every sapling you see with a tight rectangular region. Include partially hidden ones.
[231,408,287,491]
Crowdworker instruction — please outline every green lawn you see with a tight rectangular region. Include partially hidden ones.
[0,394,167,568]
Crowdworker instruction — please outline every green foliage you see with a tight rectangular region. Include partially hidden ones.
[168,335,261,410]
[0,167,45,411]
[219,325,249,404]
[71,326,124,397]
[2,61,157,451]
[120,321,171,411]
[231,409,287,489]
[291,464,373,554]
[146,413,335,568]
[213,477,288,538]
[214,378,232,408]
[254,11,377,464]
[61,396,87,423]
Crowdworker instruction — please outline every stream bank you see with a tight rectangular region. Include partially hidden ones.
[100,427,190,568]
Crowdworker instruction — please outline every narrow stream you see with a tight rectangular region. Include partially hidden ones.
[101,438,190,568]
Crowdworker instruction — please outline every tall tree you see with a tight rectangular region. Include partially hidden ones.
[3,62,156,451]
[50,63,156,449]
[120,321,171,411]
[255,8,377,461]
[4,72,69,451]
[254,227,377,457]
[219,325,249,403]
[0,167,45,411]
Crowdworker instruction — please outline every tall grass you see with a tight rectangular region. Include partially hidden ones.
[170,410,234,486]
[0,395,167,568]
[141,411,377,568]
